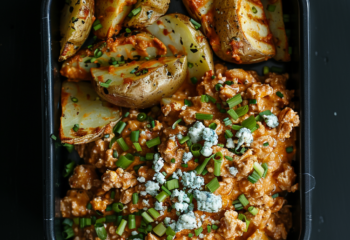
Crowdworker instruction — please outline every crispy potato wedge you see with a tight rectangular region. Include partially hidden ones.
[261,0,290,61]
[60,81,122,144]
[59,0,94,62]
[183,0,276,64]
[60,32,167,81]
[146,14,214,81]
[124,0,170,28]
[91,56,187,108]
[94,0,137,40]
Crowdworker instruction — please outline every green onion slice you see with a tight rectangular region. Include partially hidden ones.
[272,193,279,198]
[132,193,139,204]
[166,226,176,236]
[238,194,249,206]
[253,162,265,177]
[207,95,217,103]
[128,215,136,229]
[201,95,209,103]
[172,119,182,129]
[238,214,250,232]
[116,219,127,236]
[155,191,169,202]
[146,137,161,148]
[153,223,167,237]
[131,131,140,142]
[262,163,268,178]
[195,227,203,236]
[191,143,202,157]
[195,113,213,120]
[95,223,107,240]
[242,116,257,130]
[179,136,190,145]
[133,143,142,152]
[206,177,220,193]
[227,94,242,108]
[209,122,217,130]
[286,146,294,153]
[263,66,270,75]
[141,212,154,223]
[184,99,193,106]
[137,113,147,122]
[235,105,249,117]
[232,125,243,130]
[116,138,129,151]
[166,179,179,190]
[196,154,214,175]
[227,109,239,120]
[276,91,284,98]
[113,121,126,134]
[148,208,160,219]
[248,206,258,216]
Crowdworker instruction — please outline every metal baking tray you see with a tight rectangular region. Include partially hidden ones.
[41,0,312,239]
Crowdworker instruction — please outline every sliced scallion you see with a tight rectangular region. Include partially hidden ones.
[116,219,127,236]
[227,109,239,120]
[146,137,161,148]
[172,119,182,129]
[191,143,202,157]
[95,223,107,240]
[148,208,160,219]
[195,227,203,236]
[153,223,167,236]
[253,162,265,177]
[227,94,242,108]
[235,105,249,117]
[166,179,179,190]
[248,206,258,215]
[155,191,168,202]
[262,163,268,178]
[206,177,220,193]
[195,113,213,120]
[286,146,294,153]
[141,212,154,223]
[238,194,249,206]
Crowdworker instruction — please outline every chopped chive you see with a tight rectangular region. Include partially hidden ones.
[137,113,147,122]
[196,154,214,174]
[215,84,223,91]
[253,162,265,177]
[116,219,127,236]
[133,143,142,152]
[112,202,124,213]
[201,95,209,103]
[214,159,222,176]
[191,77,198,84]
[263,66,270,75]
[225,130,233,138]
[262,163,268,178]
[50,134,57,140]
[141,212,154,223]
[238,214,250,232]
[248,206,258,215]
[115,155,133,169]
[95,223,107,239]
[161,185,171,196]
[272,193,279,198]
[148,208,160,219]
[188,62,194,68]
[212,225,218,230]
[225,156,233,161]
[227,109,239,120]
[146,153,154,161]
[62,143,74,153]
[209,122,217,130]
[72,124,79,132]
[195,227,203,236]
[263,142,269,147]
[235,105,249,117]
[146,137,161,148]
[114,121,127,134]
[153,223,167,237]
[172,119,182,129]
[132,193,139,204]
[131,131,140,142]
[166,179,179,190]
[207,225,211,233]
[249,99,257,104]
[125,28,131,33]
[286,146,294,153]
[116,137,129,151]
[63,161,75,178]
[171,158,175,163]
[248,175,259,184]
[93,24,102,31]
[195,113,213,120]
[259,110,272,117]
[202,168,208,175]
[190,18,201,29]
[191,143,202,157]
[166,226,176,236]
[227,94,242,108]
[155,191,168,202]
[179,136,190,144]
[232,125,243,130]
[276,91,284,98]
[181,164,188,168]
[184,99,193,106]
[238,194,249,206]
[131,7,141,16]
[100,79,112,88]
[206,177,220,193]
[252,6,257,13]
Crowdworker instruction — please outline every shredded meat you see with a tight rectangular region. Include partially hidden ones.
[218,210,246,239]
[60,190,91,217]
[69,165,99,190]
[101,168,137,191]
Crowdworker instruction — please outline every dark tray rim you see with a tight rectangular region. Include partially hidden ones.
[41,0,312,239]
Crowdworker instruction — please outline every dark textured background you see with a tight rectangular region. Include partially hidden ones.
[0,0,349,239]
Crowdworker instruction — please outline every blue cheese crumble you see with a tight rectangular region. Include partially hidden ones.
[235,127,253,150]
[141,181,159,197]
[226,138,235,149]
[172,169,183,179]
[187,121,218,157]
[153,154,164,173]
[228,166,238,176]
[263,114,279,128]
[181,171,204,190]
[175,211,198,232]
[182,152,193,163]
[153,172,166,185]
[193,190,222,213]
[201,141,214,157]
[188,121,206,143]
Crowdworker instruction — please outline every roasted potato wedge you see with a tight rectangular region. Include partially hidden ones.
[59,0,94,62]
[60,81,122,144]
[60,32,167,81]
[182,0,276,64]
[91,56,187,108]
[261,0,290,61]
[124,0,170,28]
[94,0,137,39]
[146,14,214,81]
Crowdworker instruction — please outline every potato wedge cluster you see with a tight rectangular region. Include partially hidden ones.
[56,1,298,240]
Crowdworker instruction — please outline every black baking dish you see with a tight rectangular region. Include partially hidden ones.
[41,0,312,239]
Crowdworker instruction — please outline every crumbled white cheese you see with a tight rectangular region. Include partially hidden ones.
[229,166,238,176]
[153,172,166,185]
[181,171,205,190]
[142,199,150,207]
[263,114,279,128]
[201,141,214,157]
[171,189,190,203]
[175,211,198,232]
[202,128,218,145]
[177,133,183,140]
[182,152,193,164]
[140,191,147,196]
[164,217,171,225]
[199,234,204,238]
[181,105,187,110]
[131,231,138,236]
[133,238,142,240]
[144,181,160,196]
[211,220,220,225]
[201,214,206,221]
[172,169,183,179]
[137,176,146,183]
[193,190,222,213]
[188,121,206,143]
[226,138,235,149]
[140,131,146,135]
[153,156,164,173]
[155,201,163,211]
[174,202,189,212]
[169,134,176,141]
[235,127,253,150]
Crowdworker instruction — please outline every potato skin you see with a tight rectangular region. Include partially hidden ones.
[91,56,188,109]
[124,0,170,28]
[94,0,137,40]
[214,0,275,64]
[59,0,94,62]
